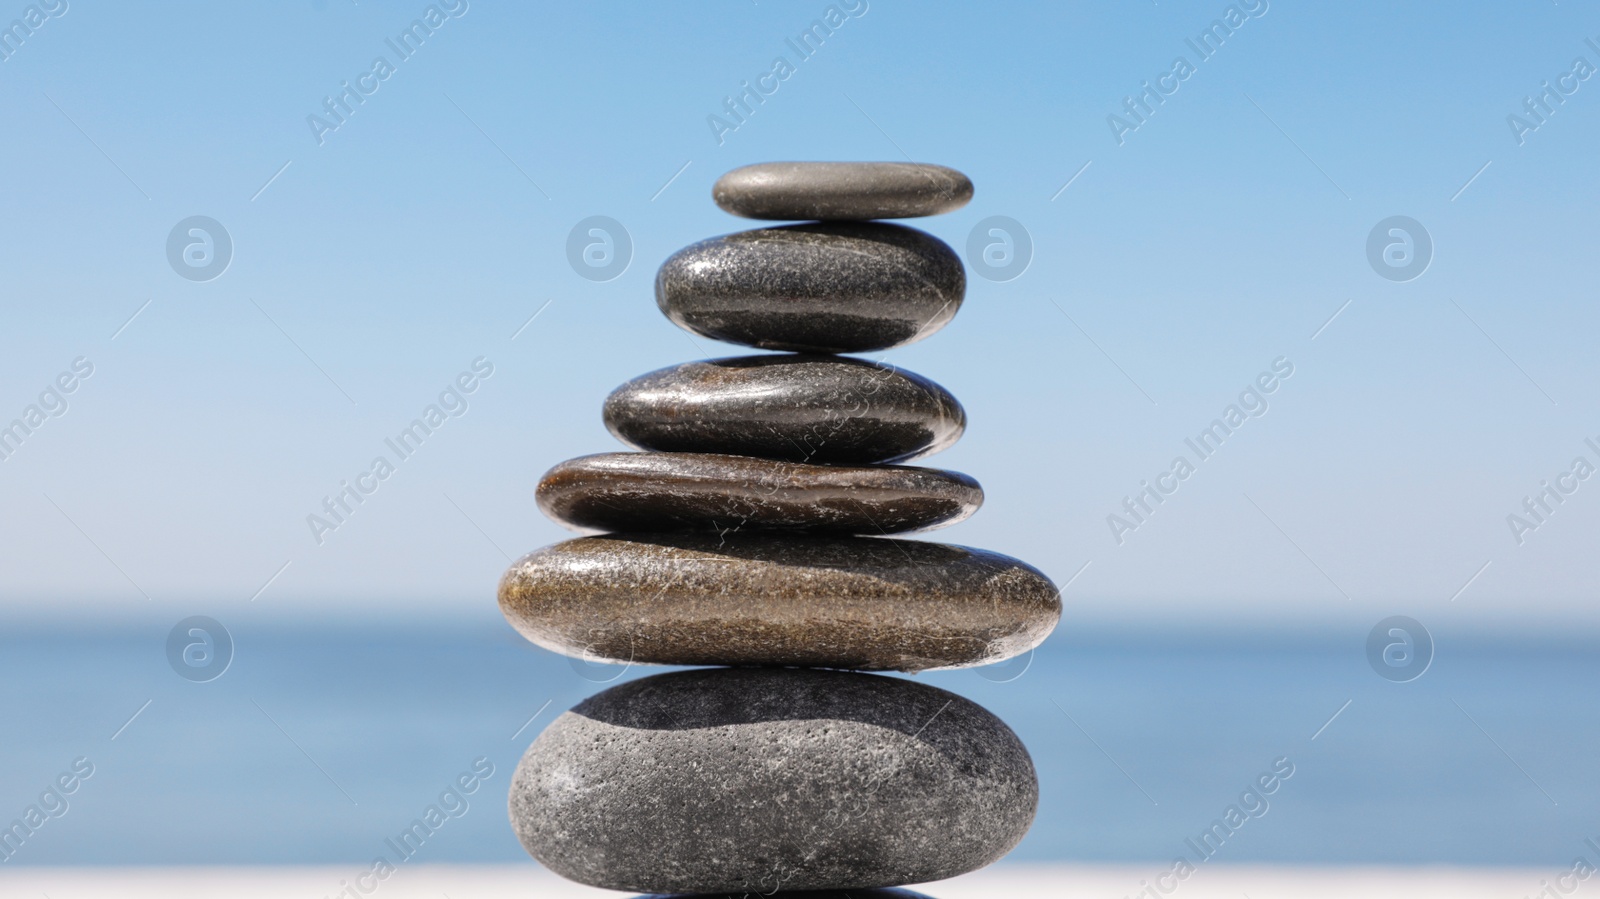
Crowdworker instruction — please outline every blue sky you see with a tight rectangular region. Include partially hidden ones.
[3,0,1599,635]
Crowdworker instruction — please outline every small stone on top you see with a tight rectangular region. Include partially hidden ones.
[714,161,973,221]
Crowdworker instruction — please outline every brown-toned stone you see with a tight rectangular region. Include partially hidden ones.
[537,452,981,535]
[496,532,1061,671]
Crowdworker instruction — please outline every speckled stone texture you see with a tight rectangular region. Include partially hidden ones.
[604,354,965,464]
[509,668,1037,895]
[713,162,973,221]
[655,223,964,354]
[497,532,1060,671]
[537,452,981,535]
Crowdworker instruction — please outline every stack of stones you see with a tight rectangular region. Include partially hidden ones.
[498,162,1061,898]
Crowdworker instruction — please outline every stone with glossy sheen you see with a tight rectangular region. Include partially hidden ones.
[497,532,1060,671]
[603,354,966,464]
[537,452,980,535]
[713,162,973,221]
[510,668,1037,894]
[655,223,964,354]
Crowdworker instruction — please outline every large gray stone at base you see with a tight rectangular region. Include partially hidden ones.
[655,223,964,354]
[510,668,1037,894]
[636,891,935,899]
[713,161,973,221]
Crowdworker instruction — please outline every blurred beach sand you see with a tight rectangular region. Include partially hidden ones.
[0,863,1543,897]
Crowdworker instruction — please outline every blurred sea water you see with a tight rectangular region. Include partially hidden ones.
[2,613,1595,867]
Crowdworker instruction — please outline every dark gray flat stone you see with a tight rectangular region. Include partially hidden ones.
[510,668,1037,894]
[604,354,965,464]
[537,452,981,535]
[713,161,973,221]
[655,223,964,354]
[497,532,1060,671]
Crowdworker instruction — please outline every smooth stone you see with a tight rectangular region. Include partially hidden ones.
[497,532,1060,671]
[655,223,964,354]
[713,161,973,221]
[537,452,981,535]
[603,354,966,464]
[510,668,1037,894]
